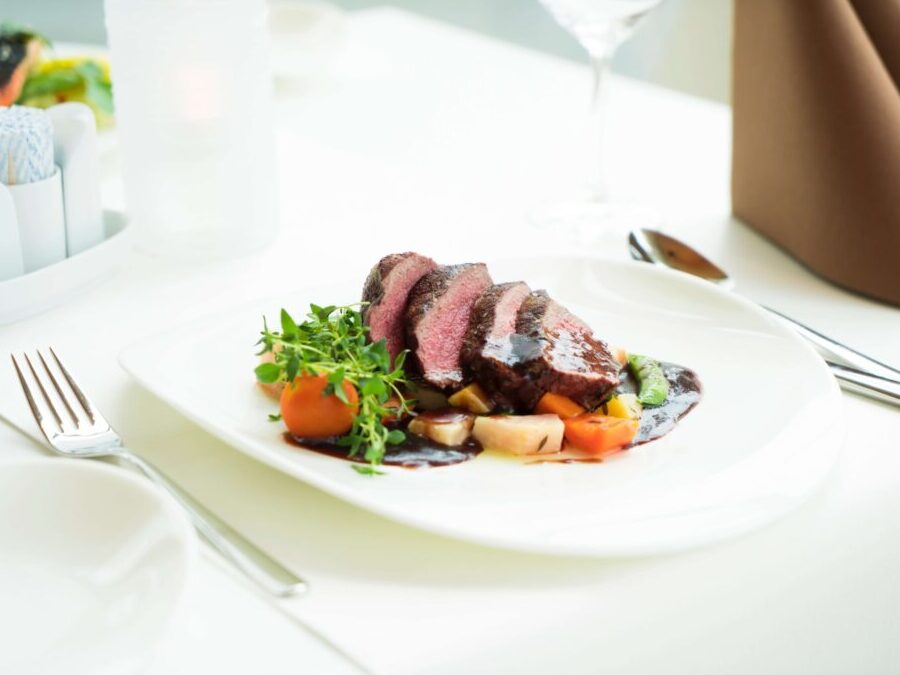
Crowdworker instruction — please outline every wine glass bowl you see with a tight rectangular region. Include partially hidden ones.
[541,0,662,56]
[534,0,665,240]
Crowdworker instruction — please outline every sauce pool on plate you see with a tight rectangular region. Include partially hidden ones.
[286,362,701,468]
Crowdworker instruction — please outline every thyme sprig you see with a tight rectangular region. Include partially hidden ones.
[255,303,411,470]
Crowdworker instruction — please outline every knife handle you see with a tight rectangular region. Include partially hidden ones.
[766,307,900,383]
[830,363,900,408]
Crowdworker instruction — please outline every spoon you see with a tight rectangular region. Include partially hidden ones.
[629,228,900,408]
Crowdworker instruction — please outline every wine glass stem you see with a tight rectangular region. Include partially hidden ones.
[588,52,612,203]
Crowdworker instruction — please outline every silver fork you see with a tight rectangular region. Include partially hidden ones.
[11,347,307,598]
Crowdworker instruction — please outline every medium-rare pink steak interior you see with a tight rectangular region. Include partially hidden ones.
[405,263,493,389]
[361,252,437,363]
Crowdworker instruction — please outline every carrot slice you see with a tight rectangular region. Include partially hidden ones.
[534,392,586,419]
[563,413,639,455]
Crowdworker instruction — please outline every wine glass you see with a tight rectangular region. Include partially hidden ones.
[535,0,665,239]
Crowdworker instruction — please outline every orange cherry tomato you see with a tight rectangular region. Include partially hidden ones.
[280,374,359,438]
[534,392,586,419]
[563,413,639,456]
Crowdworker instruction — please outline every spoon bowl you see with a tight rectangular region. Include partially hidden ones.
[628,229,734,289]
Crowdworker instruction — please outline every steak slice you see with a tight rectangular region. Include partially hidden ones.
[362,252,438,364]
[512,290,621,410]
[405,263,493,389]
[461,281,533,408]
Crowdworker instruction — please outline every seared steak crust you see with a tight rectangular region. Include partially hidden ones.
[461,282,532,409]
[361,253,410,313]
[513,290,621,409]
[361,252,437,363]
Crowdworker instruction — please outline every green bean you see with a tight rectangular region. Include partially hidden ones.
[627,354,669,406]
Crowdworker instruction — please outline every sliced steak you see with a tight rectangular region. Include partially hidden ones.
[512,290,621,410]
[461,281,533,408]
[362,252,438,364]
[405,263,493,389]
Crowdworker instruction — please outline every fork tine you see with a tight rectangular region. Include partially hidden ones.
[12,354,61,445]
[37,350,80,427]
[49,347,99,425]
[11,354,45,426]
[23,353,64,429]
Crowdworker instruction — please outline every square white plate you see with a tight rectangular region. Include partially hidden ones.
[120,255,843,556]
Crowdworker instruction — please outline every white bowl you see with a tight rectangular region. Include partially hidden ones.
[0,458,196,675]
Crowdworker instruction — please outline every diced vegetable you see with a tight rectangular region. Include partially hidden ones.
[627,354,669,406]
[534,392,585,419]
[611,346,629,367]
[563,414,638,455]
[472,414,564,455]
[408,412,475,447]
[448,383,494,414]
[280,375,359,438]
[604,393,643,420]
[408,384,450,411]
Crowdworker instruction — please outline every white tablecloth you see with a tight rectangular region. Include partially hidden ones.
[2,9,899,674]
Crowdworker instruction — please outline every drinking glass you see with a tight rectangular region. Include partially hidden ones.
[536,0,664,238]
[105,0,277,260]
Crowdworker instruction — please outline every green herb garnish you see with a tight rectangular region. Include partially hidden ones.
[255,304,411,472]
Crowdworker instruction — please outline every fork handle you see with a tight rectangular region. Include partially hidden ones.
[117,449,307,597]
[765,306,900,383]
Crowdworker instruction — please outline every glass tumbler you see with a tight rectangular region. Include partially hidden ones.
[104,0,277,259]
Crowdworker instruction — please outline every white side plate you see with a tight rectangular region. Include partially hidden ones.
[0,458,195,675]
[119,256,843,557]
[0,210,130,325]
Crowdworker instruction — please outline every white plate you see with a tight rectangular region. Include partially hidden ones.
[119,256,843,556]
[0,210,131,325]
[0,458,195,675]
